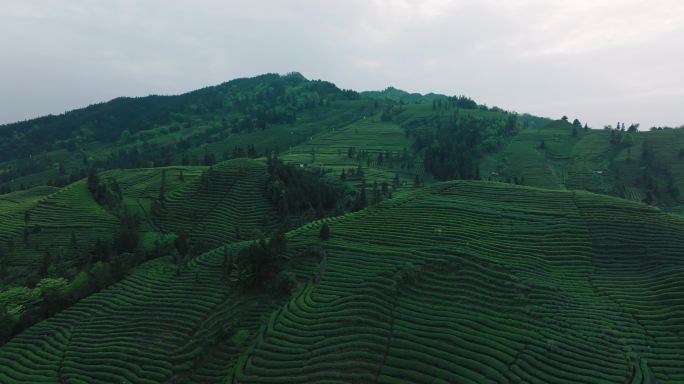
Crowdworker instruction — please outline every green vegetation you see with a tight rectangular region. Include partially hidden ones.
[0,181,682,382]
[153,158,277,254]
[0,73,370,192]
[481,119,684,212]
[0,73,683,382]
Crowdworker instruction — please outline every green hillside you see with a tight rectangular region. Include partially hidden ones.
[0,73,370,192]
[1,181,682,383]
[481,120,684,212]
[153,158,278,252]
[0,158,312,345]
[2,73,683,215]
[281,114,417,187]
[1,73,683,383]
[281,100,526,190]
[0,182,119,285]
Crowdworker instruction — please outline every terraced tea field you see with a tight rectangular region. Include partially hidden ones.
[0,249,282,383]
[480,120,584,189]
[482,122,684,212]
[2,181,682,383]
[237,182,684,383]
[282,115,418,187]
[153,158,278,250]
[105,165,205,245]
[0,182,119,284]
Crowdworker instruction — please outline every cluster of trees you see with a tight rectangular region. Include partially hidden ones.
[431,96,479,110]
[225,228,294,294]
[87,170,122,209]
[102,142,177,169]
[265,156,346,220]
[380,105,405,122]
[343,147,414,170]
[223,144,258,160]
[603,122,639,148]
[2,208,147,346]
[638,140,679,203]
[411,114,518,181]
[0,157,43,187]
[0,274,100,344]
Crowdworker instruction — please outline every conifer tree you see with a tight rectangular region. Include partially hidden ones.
[319,223,330,240]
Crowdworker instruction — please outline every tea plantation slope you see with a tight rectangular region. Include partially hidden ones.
[573,191,684,382]
[481,121,684,212]
[281,113,417,187]
[153,158,278,250]
[0,249,282,384]
[0,182,118,284]
[236,181,684,383]
[0,181,682,383]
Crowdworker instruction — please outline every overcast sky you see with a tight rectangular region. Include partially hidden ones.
[2,0,683,128]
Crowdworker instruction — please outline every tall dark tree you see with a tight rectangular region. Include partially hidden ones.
[159,169,166,203]
[354,187,367,211]
[0,304,16,344]
[393,173,401,189]
[372,182,381,204]
[87,169,99,196]
[39,249,52,277]
[319,223,330,240]
[0,243,7,277]
[114,211,141,254]
[174,233,189,258]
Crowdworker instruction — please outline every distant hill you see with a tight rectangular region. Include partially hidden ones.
[481,119,684,213]
[2,73,681,212]
[361,86,448,103]
[1,181,682,382]
[0,73,368,192]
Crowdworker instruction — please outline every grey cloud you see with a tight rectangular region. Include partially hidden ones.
[1,0,682,128]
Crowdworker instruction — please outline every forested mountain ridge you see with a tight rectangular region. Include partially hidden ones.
[2,73,682,213]
[0,73,366,192]
[0,72,356,158]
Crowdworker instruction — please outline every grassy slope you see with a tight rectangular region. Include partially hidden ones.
[1,181,682,383]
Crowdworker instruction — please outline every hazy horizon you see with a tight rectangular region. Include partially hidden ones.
[2,0,683,129]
